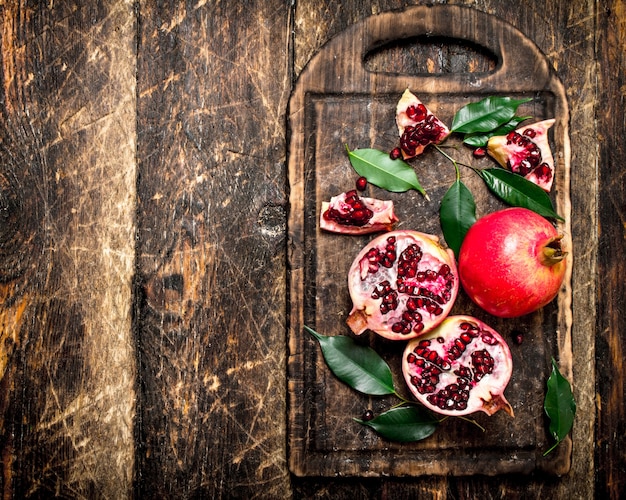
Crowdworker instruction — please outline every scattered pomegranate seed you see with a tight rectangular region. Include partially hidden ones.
[361,409,375,421]
[389,147,402,160]
[356,176,368,191]
[473,147,487,158]
[512,331,524,345]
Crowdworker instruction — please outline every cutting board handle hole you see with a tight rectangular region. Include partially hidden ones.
[363,36,498,76]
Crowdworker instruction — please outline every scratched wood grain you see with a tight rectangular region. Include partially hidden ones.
[0,2,136,498]
[134,2,291,498]
[596,1,626,498]
[0,0,621,498]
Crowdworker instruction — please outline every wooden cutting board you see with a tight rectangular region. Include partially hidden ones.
[287,5,572,477]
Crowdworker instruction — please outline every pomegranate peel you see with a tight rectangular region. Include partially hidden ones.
[402,315,514,417]
[320,190,398,235]
[347,230,458,340]
[487,119,556,191]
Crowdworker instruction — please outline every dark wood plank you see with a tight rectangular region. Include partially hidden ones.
[134,2,292,498]
[0,2,136,498]
[596,1,626,498]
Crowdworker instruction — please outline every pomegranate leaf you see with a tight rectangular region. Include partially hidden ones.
[354,406,438,442]
[305,326,396,396]
[346,147,427,197]
[451,97,532,134]
[543,358,576,455]
[478,168,564,221]
[439,179,477,257]
[462,115,533,147]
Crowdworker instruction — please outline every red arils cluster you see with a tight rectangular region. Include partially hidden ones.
[406,103,428,121]
[323,190,373,227]
[487,119,555,191]
[320,191,398,235]
[504,130,551,180]
[425,378,471,412]
[351,233,456,337]
[347,230,458,341]
[399,114,447,158]
[471,349,495,380]
[405,324,485,412]
[394,89,450,159]
[363,235,397,271]
[402,316,514,416]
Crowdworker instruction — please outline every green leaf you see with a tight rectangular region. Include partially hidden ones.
[354,406,439,442]
[462,115,533,148]
[305,326,395,396]
[451,97,532,134]
[462,133,491,148]
[346,147,427,197]
[478,168,564,221]
[439,179,477,257]
[543,358,576,455]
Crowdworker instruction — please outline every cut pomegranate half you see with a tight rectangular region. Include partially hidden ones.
[402,315,514,417]
[347,230,458,340]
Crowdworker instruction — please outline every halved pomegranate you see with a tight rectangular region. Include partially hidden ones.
[346,230,458,340]
[320,190,398,235]
[394,89,450,159]
[487,119,555,191]
[402,315,514,417]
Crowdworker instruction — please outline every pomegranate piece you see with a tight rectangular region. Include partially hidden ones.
[402,315,514,417]
[346,230,458,340]
[320,190,398,235]
[487,119,556,191]
[458,207,567,318]
[395,89,450,159]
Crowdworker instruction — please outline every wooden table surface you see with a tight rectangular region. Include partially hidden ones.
[0,1,622,498]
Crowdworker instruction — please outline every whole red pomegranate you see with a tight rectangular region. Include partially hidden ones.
[347,230,458,340]
[402,315,513,417]
[458,207,567,318]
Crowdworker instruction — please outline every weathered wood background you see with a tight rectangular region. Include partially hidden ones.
[0,1,622,499]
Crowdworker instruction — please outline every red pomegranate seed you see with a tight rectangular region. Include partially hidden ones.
[389,147,402,160]
[473,147,487,158]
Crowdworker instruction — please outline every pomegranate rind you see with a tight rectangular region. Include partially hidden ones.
[458,207,566,318]
[320,192,399,235]
[487,118,556,191]
[395,89,451,159]
[346,230,459,341]
[402,315,514,417]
